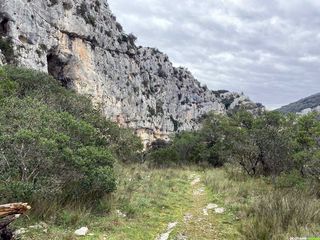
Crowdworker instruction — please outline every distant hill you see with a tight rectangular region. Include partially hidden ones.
[278,93,320,114]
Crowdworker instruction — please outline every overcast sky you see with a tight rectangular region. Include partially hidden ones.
[108,0,320,109]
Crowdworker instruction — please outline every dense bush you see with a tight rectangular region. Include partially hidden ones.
[146,108,320,182]
[226,111,294,178]
[292,113,320,177]
[0,37,15,63]
[0,66,142,206]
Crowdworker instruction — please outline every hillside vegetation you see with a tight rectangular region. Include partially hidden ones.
[1,66,320,239]
[0,65,142,209]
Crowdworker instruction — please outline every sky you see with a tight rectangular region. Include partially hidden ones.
[108,0,320,109]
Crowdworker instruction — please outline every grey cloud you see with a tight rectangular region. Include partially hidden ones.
[108,0,320,109]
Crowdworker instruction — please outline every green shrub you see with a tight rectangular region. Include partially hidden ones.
[0,66,142,211]
[145,132,208,166]
[0,97,116,203]
[275,171,306,189]
[0,181,34,203]
[147,146,179,166]
[0,37,15,63]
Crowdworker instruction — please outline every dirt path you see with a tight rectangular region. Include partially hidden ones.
[156,173,229,240]
[21,168,237,240]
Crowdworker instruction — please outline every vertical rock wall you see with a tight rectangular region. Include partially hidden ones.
[0,0,262,145]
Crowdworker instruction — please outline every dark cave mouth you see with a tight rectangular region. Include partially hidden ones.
[47,52,73,88]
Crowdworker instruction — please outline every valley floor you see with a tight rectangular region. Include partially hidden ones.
[16,165,239,240]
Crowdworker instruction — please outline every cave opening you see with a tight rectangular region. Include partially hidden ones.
[0,18,9,36]
[47,52,72,88]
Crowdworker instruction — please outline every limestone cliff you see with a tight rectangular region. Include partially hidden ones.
[0,0,262,145]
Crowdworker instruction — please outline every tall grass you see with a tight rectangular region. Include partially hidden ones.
[204,167,320,239]
[241,190,320,240]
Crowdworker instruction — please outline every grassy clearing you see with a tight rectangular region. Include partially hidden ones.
[13,165,241,240]
[13,164,319,240]
[12,165,195,239]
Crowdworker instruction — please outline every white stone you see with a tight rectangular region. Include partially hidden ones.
[74,227,89,236]
[191,177,201,186]
[15,228,28,235]
[116,209,126,218]
[203,208,208,216]
[183,213,193,223]
[215,208,225,214]
[167,222,178,230]
[193,187,205,196]
[206,203,218,210]
[203,203,220,215]
[157,222,178,240]
[176,233,188,240]
[29,224,43,229]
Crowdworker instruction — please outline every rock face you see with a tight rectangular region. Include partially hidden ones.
[0,0,262,145]
[278,93,320,115]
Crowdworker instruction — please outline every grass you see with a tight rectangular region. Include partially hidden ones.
[173,172,239,239]
[13,164,200,239]
[241,190,320,240]
[13,164,242,239]
[203,166,320,240]
[12,164,320,239]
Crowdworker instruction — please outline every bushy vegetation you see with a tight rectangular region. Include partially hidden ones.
[147,110,320,180]
[0,37,15,63]
[0,66,142,210]
[147,109,320,239]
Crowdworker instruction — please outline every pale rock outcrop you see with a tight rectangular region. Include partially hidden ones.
[0,0,263,145]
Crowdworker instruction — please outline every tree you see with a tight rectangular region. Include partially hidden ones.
[293,113,320,179]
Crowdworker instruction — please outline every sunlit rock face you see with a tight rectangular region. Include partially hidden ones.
[0,0,262,146]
